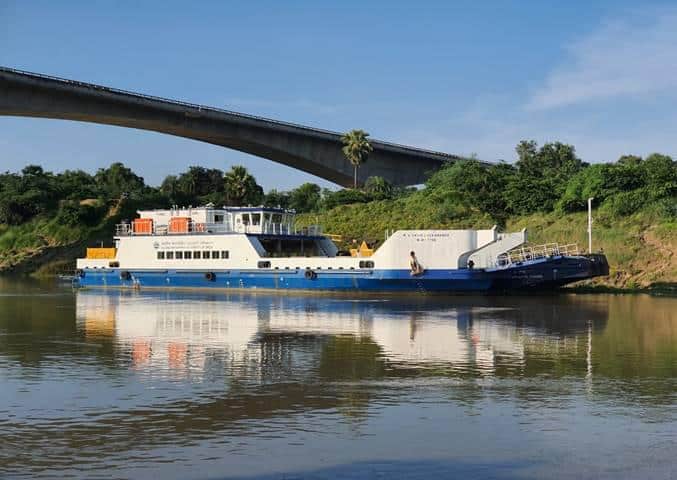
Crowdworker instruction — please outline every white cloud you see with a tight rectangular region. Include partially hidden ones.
[528,9,677,110]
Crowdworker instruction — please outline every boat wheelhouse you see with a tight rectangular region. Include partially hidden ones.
[75,204,608,292]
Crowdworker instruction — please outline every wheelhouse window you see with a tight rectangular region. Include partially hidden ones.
[193,251,201,259]
[214,214,224,223]
[252,213,261,226]
[157,251,165,260]
[184,251,192,259]
[242,214,250,226]
[166,251,174,260]
[175,251,183,260]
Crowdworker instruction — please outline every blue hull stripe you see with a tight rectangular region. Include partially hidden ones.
[77,256,598,292]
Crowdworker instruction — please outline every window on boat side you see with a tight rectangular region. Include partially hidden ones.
[272,213,282,223]
[252,213,261,226]
[184,251,192,259]
[359,261,374,268]
[175,251,183,260]
[203,251,210,259]
[214,214,224,223]
[242,214,250,225]
[258,261,271,268]
[157,251,165,260]
[166,251,174,260]
[193,251,201,259]
[221,250,229,259]
[212,251,220,259]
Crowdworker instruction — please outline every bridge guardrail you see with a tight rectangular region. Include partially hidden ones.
[0,66,469,161]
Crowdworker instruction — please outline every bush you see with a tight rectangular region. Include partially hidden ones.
[322,189,372,210]
[55,203,105,227]
[599,190,647,218]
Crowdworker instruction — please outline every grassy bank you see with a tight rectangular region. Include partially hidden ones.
[0,211,117,275]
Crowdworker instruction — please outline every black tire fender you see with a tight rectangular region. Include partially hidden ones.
[205,272,216,282]
[304,270,317,280]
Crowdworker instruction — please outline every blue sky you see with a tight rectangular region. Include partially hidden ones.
[2,0,677,189]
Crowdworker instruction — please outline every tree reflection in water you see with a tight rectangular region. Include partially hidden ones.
[0,281,675,478]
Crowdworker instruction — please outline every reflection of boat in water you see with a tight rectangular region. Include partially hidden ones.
[76,291,609,380]
[74,205,608,293]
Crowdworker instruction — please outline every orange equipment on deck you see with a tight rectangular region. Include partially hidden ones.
[168,217,191,233]
[132,218,154,234]
[86,248,117,259]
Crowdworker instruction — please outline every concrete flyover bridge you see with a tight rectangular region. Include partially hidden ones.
[0,66,476,186]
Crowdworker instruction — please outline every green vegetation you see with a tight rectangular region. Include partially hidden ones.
[0,140,675,289]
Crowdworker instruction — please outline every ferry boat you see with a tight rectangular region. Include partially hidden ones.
[75,205,608,293]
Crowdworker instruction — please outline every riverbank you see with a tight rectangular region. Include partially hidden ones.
[1,153,674,292]
[1,203,674,293]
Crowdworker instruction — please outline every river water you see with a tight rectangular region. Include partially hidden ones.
[0,278,675,479]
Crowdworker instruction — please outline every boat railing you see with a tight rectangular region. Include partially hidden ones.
[115,222,233,236]
[495,242,580,267]
[115,222,323,237]
[294,225,322,236]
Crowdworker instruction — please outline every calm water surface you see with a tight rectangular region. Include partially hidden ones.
[0,278,675,479]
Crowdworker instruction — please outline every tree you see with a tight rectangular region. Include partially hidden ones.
[57,169,98,200]
[642,153,677,199]
[508,140,584,213]
[424,160,515,224]
[223,166,263,206]
[341,129,373,188]
[289,183,322,212]
[321,188,372,210]
[263,189,291,209]
[363,176,394,200]
[94,162,146,198]
[178,167,224,198]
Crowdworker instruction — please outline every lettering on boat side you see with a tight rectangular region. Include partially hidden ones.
[401,232,451,242]
[155,240,216,249]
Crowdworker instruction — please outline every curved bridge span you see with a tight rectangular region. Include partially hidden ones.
[0,66,477,186]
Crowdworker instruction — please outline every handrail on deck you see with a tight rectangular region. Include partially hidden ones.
[115,222,323,237]
[495,242,580,267]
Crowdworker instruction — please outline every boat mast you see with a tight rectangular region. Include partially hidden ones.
[587,197,594,253]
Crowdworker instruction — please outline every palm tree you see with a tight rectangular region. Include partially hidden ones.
[341,129,373,188]
[223,165,263,206]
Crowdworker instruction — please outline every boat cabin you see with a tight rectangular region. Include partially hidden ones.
[116,205,321,237]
